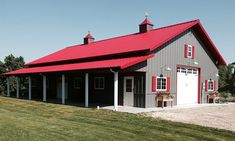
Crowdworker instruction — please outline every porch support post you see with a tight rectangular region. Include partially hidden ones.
[28,76,31,100]
[114,71,118,111]
[85,73,89,107]
[7,77,10,97]
[16,77,19,98]
[62,74,65,104]
[43,75,46,102]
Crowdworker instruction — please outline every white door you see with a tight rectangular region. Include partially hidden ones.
[124,77,134,106]
[177,67,198,105]
[57,78,68,99]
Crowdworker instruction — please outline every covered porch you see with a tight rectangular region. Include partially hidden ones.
[4,55,151,110]
[5,71,146,109]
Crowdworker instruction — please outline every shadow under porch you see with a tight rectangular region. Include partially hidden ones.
[6,71,146,108]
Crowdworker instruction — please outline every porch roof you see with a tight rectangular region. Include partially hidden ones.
[4,55,153,75]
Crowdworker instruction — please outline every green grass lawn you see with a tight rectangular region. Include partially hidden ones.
[0,96,234,141]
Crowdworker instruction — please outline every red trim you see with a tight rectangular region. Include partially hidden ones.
[184,44,188,58]
[152,76,156,92]
[198,68,201,104]
[176,64,201,104]
[205,80,208,92]
[192,46,195,59]
[166,77,170,92]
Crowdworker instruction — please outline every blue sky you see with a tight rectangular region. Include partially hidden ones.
[0,0,234,63]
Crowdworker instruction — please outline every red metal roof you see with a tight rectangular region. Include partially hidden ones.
[4,55,153,75]
[26,19,226,66]
[139,19,154,26]
[27,20,199,66]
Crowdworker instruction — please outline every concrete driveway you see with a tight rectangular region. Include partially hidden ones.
[146,103,235,132]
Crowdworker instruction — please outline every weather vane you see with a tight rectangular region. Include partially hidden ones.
[145,12,149,19]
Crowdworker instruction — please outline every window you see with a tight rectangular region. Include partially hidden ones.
[94,77,105,90]
[177,67,180,72]
[181,68,186,73]
[193,69,198,74]
[208,80,214,91]
[156,77,166,91]
[187,45,193,58]
[184,44,195,59]
[187,69,192,74]
[74,77,82,89]
[125,79,133,92]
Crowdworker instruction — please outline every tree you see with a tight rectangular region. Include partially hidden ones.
[0,54,25,95]
[0,61,6,94]
[218,64,235,95]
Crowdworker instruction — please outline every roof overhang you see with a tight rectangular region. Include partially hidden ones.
[4,55,153,75]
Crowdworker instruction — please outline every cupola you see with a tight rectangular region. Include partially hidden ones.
[139,17,154,33]
[84,32,95,44]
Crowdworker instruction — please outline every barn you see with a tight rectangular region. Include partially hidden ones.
[3,18,226,110]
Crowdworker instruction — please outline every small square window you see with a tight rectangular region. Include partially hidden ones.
[74,77,82,89]
[94,77,105,90]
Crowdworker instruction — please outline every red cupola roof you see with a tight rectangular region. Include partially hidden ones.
[84,33,95,44]
[84,33,94,39]
[139,18,154,26]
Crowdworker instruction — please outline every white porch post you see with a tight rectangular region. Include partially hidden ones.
[114,72,118,111]
[7,77,10,97]
[28,76,31,100]
[43,75,46,102]
[16,77,19,98]
[85,73,89,107]
[62,74,65,104]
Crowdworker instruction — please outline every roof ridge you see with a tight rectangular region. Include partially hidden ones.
[66,19,199,49]
[152,19,199,31]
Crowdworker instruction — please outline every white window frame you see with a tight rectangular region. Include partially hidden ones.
[73,77,82,89]
[156,77,167,91]
[208,80,214,91]
[187,45,193,58]
[94,77,105,90]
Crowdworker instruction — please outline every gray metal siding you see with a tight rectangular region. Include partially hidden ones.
[145,29,218,108]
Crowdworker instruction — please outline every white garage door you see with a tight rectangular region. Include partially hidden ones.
[177,67,198,105]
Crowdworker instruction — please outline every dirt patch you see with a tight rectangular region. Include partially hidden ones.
[146,103,235,132]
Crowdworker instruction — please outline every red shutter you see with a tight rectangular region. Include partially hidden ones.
[166,77,170,92]
[192,46,195,59]
[184,44,188,58]
[152,76,156,92]
[214,80,216,91]
[205,80,208,92]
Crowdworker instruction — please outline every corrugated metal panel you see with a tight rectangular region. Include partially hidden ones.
[145,29,218,107]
